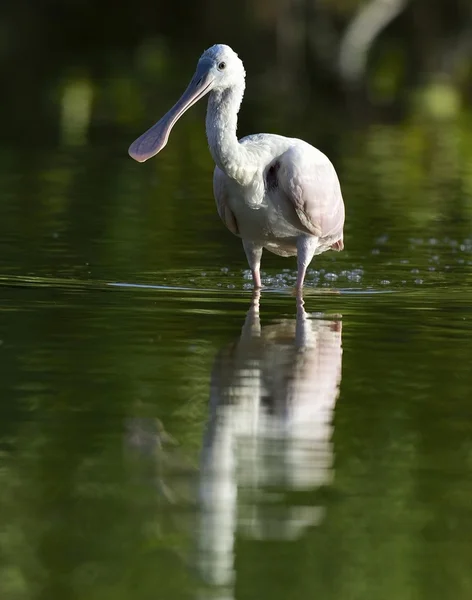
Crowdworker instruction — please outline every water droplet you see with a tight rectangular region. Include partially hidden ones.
[380,280,390,285]
[324,273,338,281]
[372,248,380,255]
[221,267,229,273]
[414,279,424,285]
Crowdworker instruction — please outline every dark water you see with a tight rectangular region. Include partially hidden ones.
[1,34,472,600]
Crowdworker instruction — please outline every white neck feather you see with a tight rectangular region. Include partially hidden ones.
[205,84,253,184]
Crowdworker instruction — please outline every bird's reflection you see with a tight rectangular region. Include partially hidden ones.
[197,292,343,593]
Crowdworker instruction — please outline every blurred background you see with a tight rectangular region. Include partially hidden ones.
[1,0,472,283]
[1,3,472,600]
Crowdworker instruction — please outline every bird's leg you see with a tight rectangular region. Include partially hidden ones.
[242,240,263,288]
[239,289,261,344]
[296,236,318,290]
[295,295,310,349]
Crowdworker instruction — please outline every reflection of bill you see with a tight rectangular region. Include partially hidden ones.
[197,292,343,593]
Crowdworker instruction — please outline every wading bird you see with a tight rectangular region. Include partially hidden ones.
[129,44,345,290]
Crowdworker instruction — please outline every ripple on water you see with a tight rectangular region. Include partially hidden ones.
[3,231,469,296]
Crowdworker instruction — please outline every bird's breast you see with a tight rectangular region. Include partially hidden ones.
[228,179,302,255]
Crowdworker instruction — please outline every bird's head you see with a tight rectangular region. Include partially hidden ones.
[128,44,245,162]
[198,44,246,92]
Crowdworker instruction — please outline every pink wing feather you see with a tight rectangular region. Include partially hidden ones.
[277,145,345,248]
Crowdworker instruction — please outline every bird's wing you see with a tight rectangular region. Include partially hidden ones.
[213,167,239,236]
[277,144,345,246]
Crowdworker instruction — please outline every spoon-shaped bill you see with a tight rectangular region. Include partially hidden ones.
[128,60,215,162]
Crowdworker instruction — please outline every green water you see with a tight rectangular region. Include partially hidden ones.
[1,25,472,600]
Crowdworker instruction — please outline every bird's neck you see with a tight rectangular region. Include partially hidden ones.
[206,84,252,184]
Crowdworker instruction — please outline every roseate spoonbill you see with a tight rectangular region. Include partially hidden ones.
[129,44,345,290]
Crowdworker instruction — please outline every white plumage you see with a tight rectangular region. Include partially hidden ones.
[129,44,345,290]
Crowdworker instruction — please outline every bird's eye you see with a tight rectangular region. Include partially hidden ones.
[218,61,226,70]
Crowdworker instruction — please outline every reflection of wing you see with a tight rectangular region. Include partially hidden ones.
[260,316,342,491]
[213,167,239,236]
[197,298,343,591]
[231,315,342,500]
